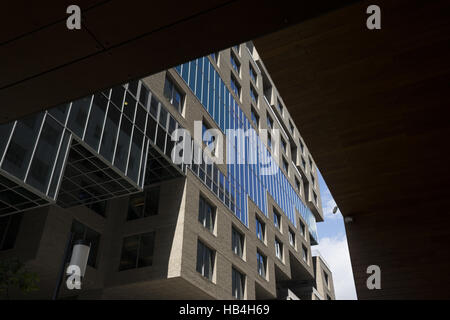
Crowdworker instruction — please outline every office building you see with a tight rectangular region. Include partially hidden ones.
[0,43,333,300]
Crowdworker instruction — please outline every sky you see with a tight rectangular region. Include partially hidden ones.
[313,171,358,300]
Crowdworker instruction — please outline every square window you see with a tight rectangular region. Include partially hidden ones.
[255,216,265,242]
[257,251,267,279]
[196,240,215,281]
[289,120,294,133]
[275,238,283,260]
[211,52,219,64]
[199,195,216,233]
[312,190,318,205]
[232,267,245,300]
[288,228,296,247]
[281,138,287,153]
[230,52,241,75]
[251,107,259,128]
[299,220,306,238]
[324,271,329,288]
[127,187,160,220]
[202,120,218,156]
[266,113,273,129]
[230,75,241,99]
[0,213,23,251]
[250,85,258,105]
[290,145,297,163]
[163,76,184,113]
[86,200,107,218]
[299,140,304,153]
[273,209,281,230]
[249,64,257,83]
[119,232,155,271]
[249,63,258,84]
[232,227,244,258]
[302,244,308,263]
[282,157,289,174]
[295,177,301,193]
[277,98,283,115]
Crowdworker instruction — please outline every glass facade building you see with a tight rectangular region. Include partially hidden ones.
[175,57,318,242]
[0,80,185,216]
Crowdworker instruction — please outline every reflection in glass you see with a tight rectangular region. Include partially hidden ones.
[67,96,91,137]
[127,129,143,181]
[26,116,64,193]
[99,105,120,163]
[2,113,44,180]
[114,117,132,173]
[84,93,108,151]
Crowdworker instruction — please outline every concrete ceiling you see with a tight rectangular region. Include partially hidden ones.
[0,0,355,123]
[254,0,450,299]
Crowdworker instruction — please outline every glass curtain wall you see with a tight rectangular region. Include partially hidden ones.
[175,57,318,242]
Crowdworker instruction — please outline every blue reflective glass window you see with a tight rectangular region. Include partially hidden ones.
[245,163,249,195]
[189,61,196,90]
[208,71,214,116]
[230,76,240,98]
[230,184,235,213]
[247,166,252,202]
[252,170,257,204]
[175,64,182,74]
[250,85,258,104]
[219,173,225,202]
[249,64,257,83]
[217,98,223,131]
[219,82,225,130]
[241,191,246,225]
[257,177,261,211]
[251,108,259,127]
[225,93,230,131]
[224,177,230,208]
[195,58,203,100]
[214,76,220,126]
[230,53,240,74]
[181,62,190,83]
[202,59,209,108]
[256,217,265,242]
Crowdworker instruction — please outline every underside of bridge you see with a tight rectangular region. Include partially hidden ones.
[2,0,450,299]
[255,0,450,299]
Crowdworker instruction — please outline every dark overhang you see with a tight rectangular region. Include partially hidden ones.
[0,0,356,123]
[254,0,450,299]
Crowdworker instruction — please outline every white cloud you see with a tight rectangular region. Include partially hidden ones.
[314,235,358,300]
[320,188,341,220]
